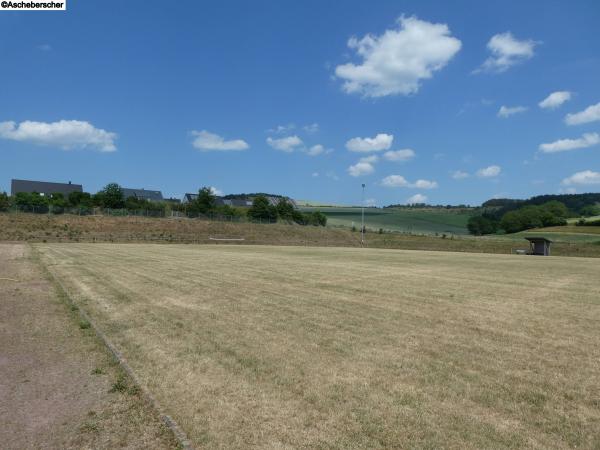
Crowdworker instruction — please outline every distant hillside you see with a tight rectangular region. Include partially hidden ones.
[482,193,600,216]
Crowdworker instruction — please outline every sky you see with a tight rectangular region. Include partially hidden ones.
[1,0,600,206]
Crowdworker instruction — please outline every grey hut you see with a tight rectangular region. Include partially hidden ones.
[525,237,553,256]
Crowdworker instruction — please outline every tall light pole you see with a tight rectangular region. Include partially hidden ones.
[361,183,365,246]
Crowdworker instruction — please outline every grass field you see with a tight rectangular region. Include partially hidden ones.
[36,243,600,449]
[301,207,472,235]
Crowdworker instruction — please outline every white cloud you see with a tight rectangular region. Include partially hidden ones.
[209,187,223,196]
[412,179,438,189]
[359,155,379,164]
[381,175,409,187]
[306,144,333,156]
[452,170,469,179]
[497,105,527,118]
[380,175,437,189]
[539,133,599,153]
[303,123,319,134]
[539,91,571,110]
[312,172,319,177]
[364,198,377,207]
[476,32,538,73]
[406,193,428,204]
[565,102,600,126]
[348,161,375,177]
[562,170,600,186]
[191,130,249,152]
[346,133,393,152]
[266,135,303,152]
[335,16,461,97]
[476,165,501,178]
[383,148,415,162]
[37,43,52,51]
[268,123,296,134]
[0,119,117,152]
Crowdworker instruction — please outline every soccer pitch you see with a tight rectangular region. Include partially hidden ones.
[36,243,600,449]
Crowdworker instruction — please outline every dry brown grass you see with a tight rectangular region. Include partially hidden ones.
[35,243,600,449]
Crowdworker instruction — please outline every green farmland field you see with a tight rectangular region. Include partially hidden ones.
[301,207,473,235]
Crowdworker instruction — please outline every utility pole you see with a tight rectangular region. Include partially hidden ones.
[361,183,365,246]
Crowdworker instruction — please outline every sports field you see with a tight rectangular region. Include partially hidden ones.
[36,244,600,449]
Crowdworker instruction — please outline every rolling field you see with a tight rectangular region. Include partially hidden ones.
[300,207,472,235]
[36,243,600,449]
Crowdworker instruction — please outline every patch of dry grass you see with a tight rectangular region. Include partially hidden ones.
[36,243,600,448]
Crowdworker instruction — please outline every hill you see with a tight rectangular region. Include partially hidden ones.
[300,206,473,235]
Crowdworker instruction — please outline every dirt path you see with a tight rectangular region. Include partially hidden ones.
[0,243,177,449]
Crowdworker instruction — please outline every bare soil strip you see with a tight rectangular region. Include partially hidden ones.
[0,243,178,449]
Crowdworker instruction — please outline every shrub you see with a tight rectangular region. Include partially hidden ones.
[247,195,278,222]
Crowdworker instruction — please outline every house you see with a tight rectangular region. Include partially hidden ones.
[182,193,198,204]
[11,179,83,197]
[122,188,163,202]
[525,237,553,256]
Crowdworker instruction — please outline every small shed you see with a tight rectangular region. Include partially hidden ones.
[525,237,553,256]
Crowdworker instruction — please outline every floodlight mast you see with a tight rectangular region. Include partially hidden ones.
[361,183,365,246]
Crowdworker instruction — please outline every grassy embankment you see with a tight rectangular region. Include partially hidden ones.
[1,212,599,257]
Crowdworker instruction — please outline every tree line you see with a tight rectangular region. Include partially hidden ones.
[0,184,327,226]
[468,196,600,235]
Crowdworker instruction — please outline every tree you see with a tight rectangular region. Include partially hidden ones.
[68,191,93,208]
[99,183,124,209]
[306,211,327,226]
[247,195,277,222]
[467,215,498,235]
[541,201,568,219]
[580,205,600,217]
[0,192,10,211]
[194,187,217,214]
[276,198,296,221]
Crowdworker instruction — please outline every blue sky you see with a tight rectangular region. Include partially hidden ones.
[1,0,599,206]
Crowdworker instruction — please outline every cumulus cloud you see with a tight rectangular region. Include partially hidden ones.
[383,149,415,162]
[539,91,571,110]
[306,144,333,156]
[380,174,438,189]
[0,119,117,152]
[348,161,375,177]
[191,130,249,152]
[497,105,527,118]
[209,186,223,196]
[406,193,428,204]
[539,133,600,153]
[476,32,537,73]
[348,156,380,176]
[266,135,303,152]
[452,170,469,180]
[565,102,600,125]
[335,16,461,97]
[562,170,600,186]
[346,133,393,152]
[476,165,501,178]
